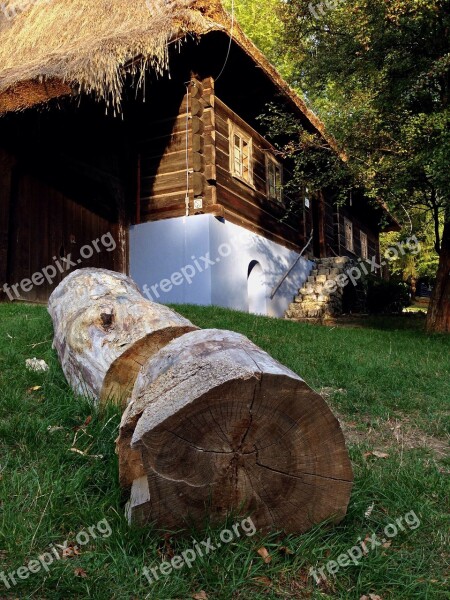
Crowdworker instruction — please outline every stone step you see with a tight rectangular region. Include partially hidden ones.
[287,255,356,321]
[333,256,350,266]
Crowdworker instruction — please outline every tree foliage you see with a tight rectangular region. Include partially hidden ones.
[222,0,295,80]
[228,0,450,330]
[280,0,449,231]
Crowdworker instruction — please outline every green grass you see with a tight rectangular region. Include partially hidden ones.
[0,303,448,599]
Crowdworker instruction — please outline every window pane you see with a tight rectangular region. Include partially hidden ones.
[345,220,353,251]
[267,159,282,201]
[360,232,368,259]
[233,134,242,176]
[275,166,282,201]
[229,126,252,183]
[242,141,249,180]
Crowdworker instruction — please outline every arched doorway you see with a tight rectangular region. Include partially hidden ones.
[248,261,267,315]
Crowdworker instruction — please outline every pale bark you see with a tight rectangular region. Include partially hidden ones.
[49,269,353,534]
[48,268,197,405]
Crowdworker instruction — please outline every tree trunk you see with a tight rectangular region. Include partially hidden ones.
[119,329,353,534]
[48,268,197,405]
[427,221,450,333]
[410,276,416,302]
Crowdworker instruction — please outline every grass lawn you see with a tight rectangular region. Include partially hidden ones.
[0,303,448,599]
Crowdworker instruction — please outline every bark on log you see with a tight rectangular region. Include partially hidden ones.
[119,329,353,534]
[48,268,197,405]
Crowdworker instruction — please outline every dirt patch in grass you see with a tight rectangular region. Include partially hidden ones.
[341,416,448,458]
[320,387,449,462]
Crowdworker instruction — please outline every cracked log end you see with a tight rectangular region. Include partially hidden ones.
[119,329,353,534]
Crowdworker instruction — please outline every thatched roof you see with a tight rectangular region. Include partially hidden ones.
[0,0,215,114]
[0,0,337,148]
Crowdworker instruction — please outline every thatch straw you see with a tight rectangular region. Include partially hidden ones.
[0,0,225,113]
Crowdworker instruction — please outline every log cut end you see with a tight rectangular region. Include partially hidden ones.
[119,329,353,534]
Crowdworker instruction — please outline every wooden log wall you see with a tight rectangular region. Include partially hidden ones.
[139,95,192,219]
[0,105,131,303]
[214,97,303,251]
[138,76,222,222]
[0,149,15,299]
[138,78,304,251]
[331,207,380,262]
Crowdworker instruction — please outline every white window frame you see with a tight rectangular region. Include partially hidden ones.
[344,217,354,252]
[265,154,283,203]
[360,231,368,260]
[228,120,253,186]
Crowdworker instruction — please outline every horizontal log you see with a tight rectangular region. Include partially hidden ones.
[141,170,189,197]
[139,130,189,156]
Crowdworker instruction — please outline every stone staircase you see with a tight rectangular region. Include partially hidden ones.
[286,256,352,321]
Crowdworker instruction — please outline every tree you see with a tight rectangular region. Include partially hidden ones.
[222,0,295,81]
[381,208,443,298]
[260,0,449,331]
[427,220,450,331]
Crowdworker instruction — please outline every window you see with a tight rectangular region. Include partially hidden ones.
[229,122,253,185]
[266,155,283,202]
[344,218,354,252]
[360,231,368,259]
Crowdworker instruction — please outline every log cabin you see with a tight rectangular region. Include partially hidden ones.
[0,0,398,317]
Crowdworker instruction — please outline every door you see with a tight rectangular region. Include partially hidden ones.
[248,261,267,315]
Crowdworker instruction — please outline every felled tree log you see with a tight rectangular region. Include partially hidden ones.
[119,329,353,534]
[48,268,197,405]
